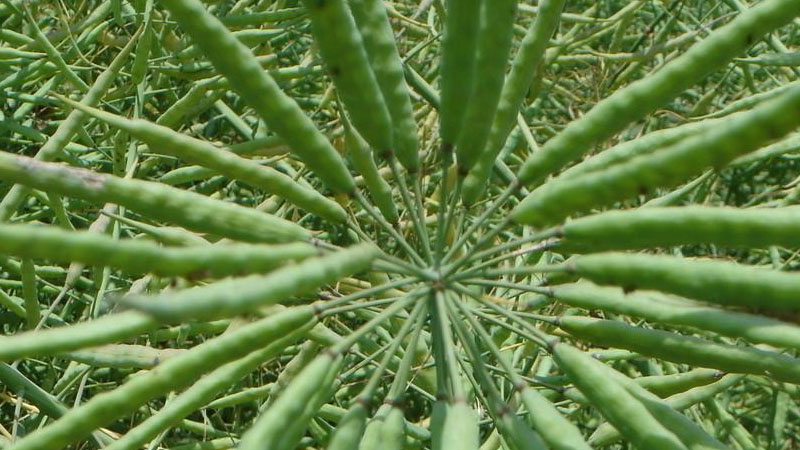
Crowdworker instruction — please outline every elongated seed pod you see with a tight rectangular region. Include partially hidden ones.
[103,327,307,450]
[344,113,399,223]
[518,388,591,450]
[433,401,479,450]
[513,82,800,227]
[438,0,481,150]
[302,0,394,154]
[496,412,547,450]
[7,307,317,450]
[551,342,689,450]
[516,0,800,188]
[0,311,156,361]
[454,0,518,173]
[551,282,800,350]
[0,153,309,243]
[571,252,800,311]
[590,375,744,447]
[557,316,800,384]
[380,405,407,450]
[0,31,139,221]
[238,352,343,450]
[359,404,390,450]
[61,99,347,223]
[327,403,369,450]
[462,0,564,203]
[560,206,800,252]
[0,224,318,278]
[59,344,184,369]
[349,0,419,170]
[564,368,722,403]
[163,0,355,193]
[122,243,379,322]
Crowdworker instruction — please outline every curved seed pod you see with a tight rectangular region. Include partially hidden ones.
[359,404,390,450]
[557,315,800,384]
[0,31,139,221]
[571,252,800,311]
[60,99,347,223]
[327,402,369,450]
[7,307,317,450]
[380,405,407,450]
[590,375,744,447]
[551,342,689,450]
[495,408,547,450]
[121,243,379,322]
[238,352,343,450]
[454,0,518,173]
[438,0,481,150]
[462,0,564,202]
[163,0,355,193]
[560,206,800,252]
[432,401,479,450]
[512,82,800,227]
[302,0,394,154]
[344,113,399,223]
[59,344,184,369]
[0,224,318,278]
[0,153,309,243]
[564,368,722,403]
[0,311,156,361]
[516,0,800,188]
[518,388,591,450]
[265,341,320,407]
[551,282,800,350]
[349,0,419,170]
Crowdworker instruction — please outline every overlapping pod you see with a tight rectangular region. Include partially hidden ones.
[556,315,800,384]
[512,82,800,227]
[552,342,689,450]
[454,0,518,173]
[380,405,407,450]
[163,0,355,193]
[238,352,342,450]
[0,153,309,243]
[6,307,317,450]
[61,99,348,223]
[122,243,378,322]
[560,206,800,252]
[349,0,419,170]
[432,400,479,450]
[344,114,399,223]
[0,224,318,278]
[462,0,565,203]
[302,0,394,155]
[438,0,481,150]
[518,388,591,450]
[0,31,139,221]
[571,252,800,311]
[327,403,369,450]
[563,368,721,403]
[551,282,800,349]
[359,404,390,449]
[515,0,800,189]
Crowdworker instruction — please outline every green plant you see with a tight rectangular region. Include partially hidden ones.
[2,1,800,449]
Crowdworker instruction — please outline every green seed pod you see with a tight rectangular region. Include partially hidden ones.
[461,0,565,204]
[552,342,689,450]
[513,83,800,227]
[7,307,317,450]
[61,99,348,223]
[302,0,394,154]
[455,0,518,173]
[551,281,800,349]
[163,0,355,193]
[380,405,407,450]
[327,403,369,450]
[432,401,479,450]
[0,223,318,279]
[560,206,800,252]
[516,0,800,189]
[349,0,419,170]
[571,252,800,311]
[557,315,800,384]
[518,388,591,450]
[438,0,481,150]
[0,153,308,243]
[121,243,379,322]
